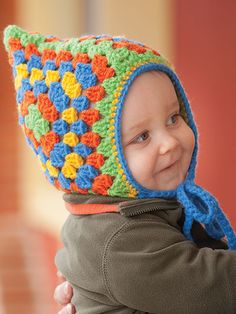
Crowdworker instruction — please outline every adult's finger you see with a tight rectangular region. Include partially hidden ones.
[57,270,66,281]
[54,281,73,305]
[58,303,75,314]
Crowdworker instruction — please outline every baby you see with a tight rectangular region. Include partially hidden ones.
[121,70,194,192]
[4,25,236,314]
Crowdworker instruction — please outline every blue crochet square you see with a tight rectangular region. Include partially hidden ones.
[75,63,97,89]
[50,151,64,168]
[48,82,64,101]
[59,61,74,77]
[21,78,33,92]
[79,73,97,89]
[75,174,92,189]
[53,94,70,112]
[58,173,71,189]
[74,143,92,158]
[27,55,43,72]
[78,164,98,179]
[13,50,26,66]
[33,80,48,97]
[71,120,88,135]
[72,96,89,112]
[50,142,71,167]
[43,60,57,76]
[49,82,69,112]
[52,119,69,136]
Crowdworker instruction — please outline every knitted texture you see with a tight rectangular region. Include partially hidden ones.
[3,25,236,249]
[3,25,177,197]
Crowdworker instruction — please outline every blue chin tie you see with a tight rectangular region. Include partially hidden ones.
[115,63,236,251]
[176,180,236,250]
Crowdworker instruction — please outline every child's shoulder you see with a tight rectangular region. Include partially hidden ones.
[62,208,184,251]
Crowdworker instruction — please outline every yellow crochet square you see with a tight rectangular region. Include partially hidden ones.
[46,160,59,177]
[45,70,60,87]
[62,162,77,179]
[15,64,29,89]
[63,132,79,147]
[62,108,78,124]
[30,68,44,86]
[65,153,84,168]
[61,72,82,99]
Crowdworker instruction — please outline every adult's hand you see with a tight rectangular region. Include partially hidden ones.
[54,271,75,314]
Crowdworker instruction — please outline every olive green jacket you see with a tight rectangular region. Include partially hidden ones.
[55,195,236,314]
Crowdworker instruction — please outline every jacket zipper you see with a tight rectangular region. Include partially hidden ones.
[119,200,183,217]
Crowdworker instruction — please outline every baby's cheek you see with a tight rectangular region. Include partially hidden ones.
[183,125,195,166]
[125,150,147,182]
[188,128,195,154]
[183,123,195,151]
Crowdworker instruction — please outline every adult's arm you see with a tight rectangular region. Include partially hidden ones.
[104,218,236,314]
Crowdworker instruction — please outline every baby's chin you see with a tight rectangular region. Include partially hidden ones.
[138,172,187,191]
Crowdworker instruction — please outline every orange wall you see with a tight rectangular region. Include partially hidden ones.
[0,0,18,213]
[2,1,235,232]
[174,0,236,228]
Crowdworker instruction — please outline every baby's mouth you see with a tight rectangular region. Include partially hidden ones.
[160,160,178,173]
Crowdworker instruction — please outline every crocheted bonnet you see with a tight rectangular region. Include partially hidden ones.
[3,25,236,249]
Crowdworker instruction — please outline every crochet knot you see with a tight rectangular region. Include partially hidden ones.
[177,180,236,250]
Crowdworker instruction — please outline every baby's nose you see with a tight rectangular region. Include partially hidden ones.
[158,133,179,155]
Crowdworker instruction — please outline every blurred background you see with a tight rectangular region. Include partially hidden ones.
[1,0,236,313]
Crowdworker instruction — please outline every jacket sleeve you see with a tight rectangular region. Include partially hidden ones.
[103,217,236,314]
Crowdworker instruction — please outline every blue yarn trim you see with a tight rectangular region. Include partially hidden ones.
[45,169,55,184]
[115,63,198,199]
[18,114,24,126]
[16,89,23,103]
[37,146,48,164]
[95,35,109,39]
[111,37,145,46]
[176,181,236,250]
[114,62,236,250]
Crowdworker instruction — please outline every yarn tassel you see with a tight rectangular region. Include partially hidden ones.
[176,180,236,250]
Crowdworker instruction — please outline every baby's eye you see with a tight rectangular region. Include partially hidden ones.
[133,131,150,143]
[167,113,181,126]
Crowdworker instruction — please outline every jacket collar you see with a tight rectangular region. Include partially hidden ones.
[63,193,183,217]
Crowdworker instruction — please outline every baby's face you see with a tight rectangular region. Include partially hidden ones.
[121,71,195,191]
